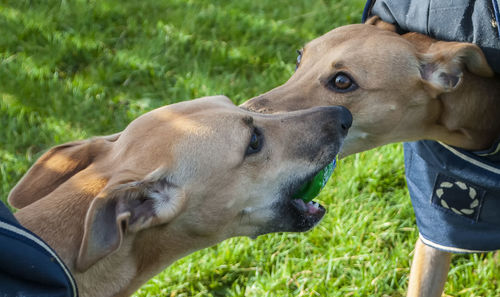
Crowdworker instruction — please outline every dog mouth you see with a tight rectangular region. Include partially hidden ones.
[286,158,336,230]
[289,199,325,218]
[253,156,339,237]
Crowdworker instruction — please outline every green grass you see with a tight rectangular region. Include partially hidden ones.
[1,1,499,296]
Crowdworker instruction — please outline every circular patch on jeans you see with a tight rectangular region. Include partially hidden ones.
[431,174,485,221]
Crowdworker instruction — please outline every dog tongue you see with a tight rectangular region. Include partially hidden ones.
[293,159,336,202]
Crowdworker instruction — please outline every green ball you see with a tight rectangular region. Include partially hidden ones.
[293,159,336,202]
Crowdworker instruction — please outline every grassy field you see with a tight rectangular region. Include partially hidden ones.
[1,1,499,296]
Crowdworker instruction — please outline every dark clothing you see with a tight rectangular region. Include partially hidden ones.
[0,202,78,297]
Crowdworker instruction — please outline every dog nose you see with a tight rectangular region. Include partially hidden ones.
[310,105,352,137]
[337,106,353,132]
[323,105,352,134]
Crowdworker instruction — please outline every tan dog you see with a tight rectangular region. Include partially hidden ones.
[8,95,352,297]
[242,18,500,297]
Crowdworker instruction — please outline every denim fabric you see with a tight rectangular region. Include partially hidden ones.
[405,140,500,253]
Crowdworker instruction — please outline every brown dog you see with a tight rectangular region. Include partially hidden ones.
[242,18,500,297]
[8,95,351,297]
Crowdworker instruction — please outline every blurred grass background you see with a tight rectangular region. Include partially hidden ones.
[1,0,499,296]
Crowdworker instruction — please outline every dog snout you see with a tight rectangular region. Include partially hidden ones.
[337,105,353,134]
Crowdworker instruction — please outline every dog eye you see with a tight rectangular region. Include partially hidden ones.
[246,128,263,155]
[295,49,303,71]
[327,73,358,92]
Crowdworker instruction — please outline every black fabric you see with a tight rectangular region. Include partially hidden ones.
[0,201,78,297]
[363,0,500,73]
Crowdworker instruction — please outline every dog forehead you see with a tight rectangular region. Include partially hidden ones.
[307,24,413,58]
[124,97,246,135]
[108,97,249,167]
[304,24,420,87]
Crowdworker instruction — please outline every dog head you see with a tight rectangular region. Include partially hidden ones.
[9,96,351,276]
[242,18,494,155]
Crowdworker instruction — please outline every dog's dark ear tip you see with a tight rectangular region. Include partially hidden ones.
[364,16,380,25]
[365,16,397,32]
[102,132,121,143]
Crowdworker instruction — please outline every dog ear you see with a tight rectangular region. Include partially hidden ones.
[76,178,185,272]
[365,16,396,32]
[419,42,494,96]
[8,133,120,209]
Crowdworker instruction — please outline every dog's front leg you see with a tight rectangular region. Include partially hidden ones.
[407,238,451,297]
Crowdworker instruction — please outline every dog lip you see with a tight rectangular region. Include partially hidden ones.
[291,199,308,212]
[287,199,326,231]
[290,199,326,216]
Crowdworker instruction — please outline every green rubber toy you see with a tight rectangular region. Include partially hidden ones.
[293,159,336,202]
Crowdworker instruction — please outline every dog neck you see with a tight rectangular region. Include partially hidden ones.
[16,196,208,297]
[74,226,205,297]
[12,168,211,297]
[431,72,500,150]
